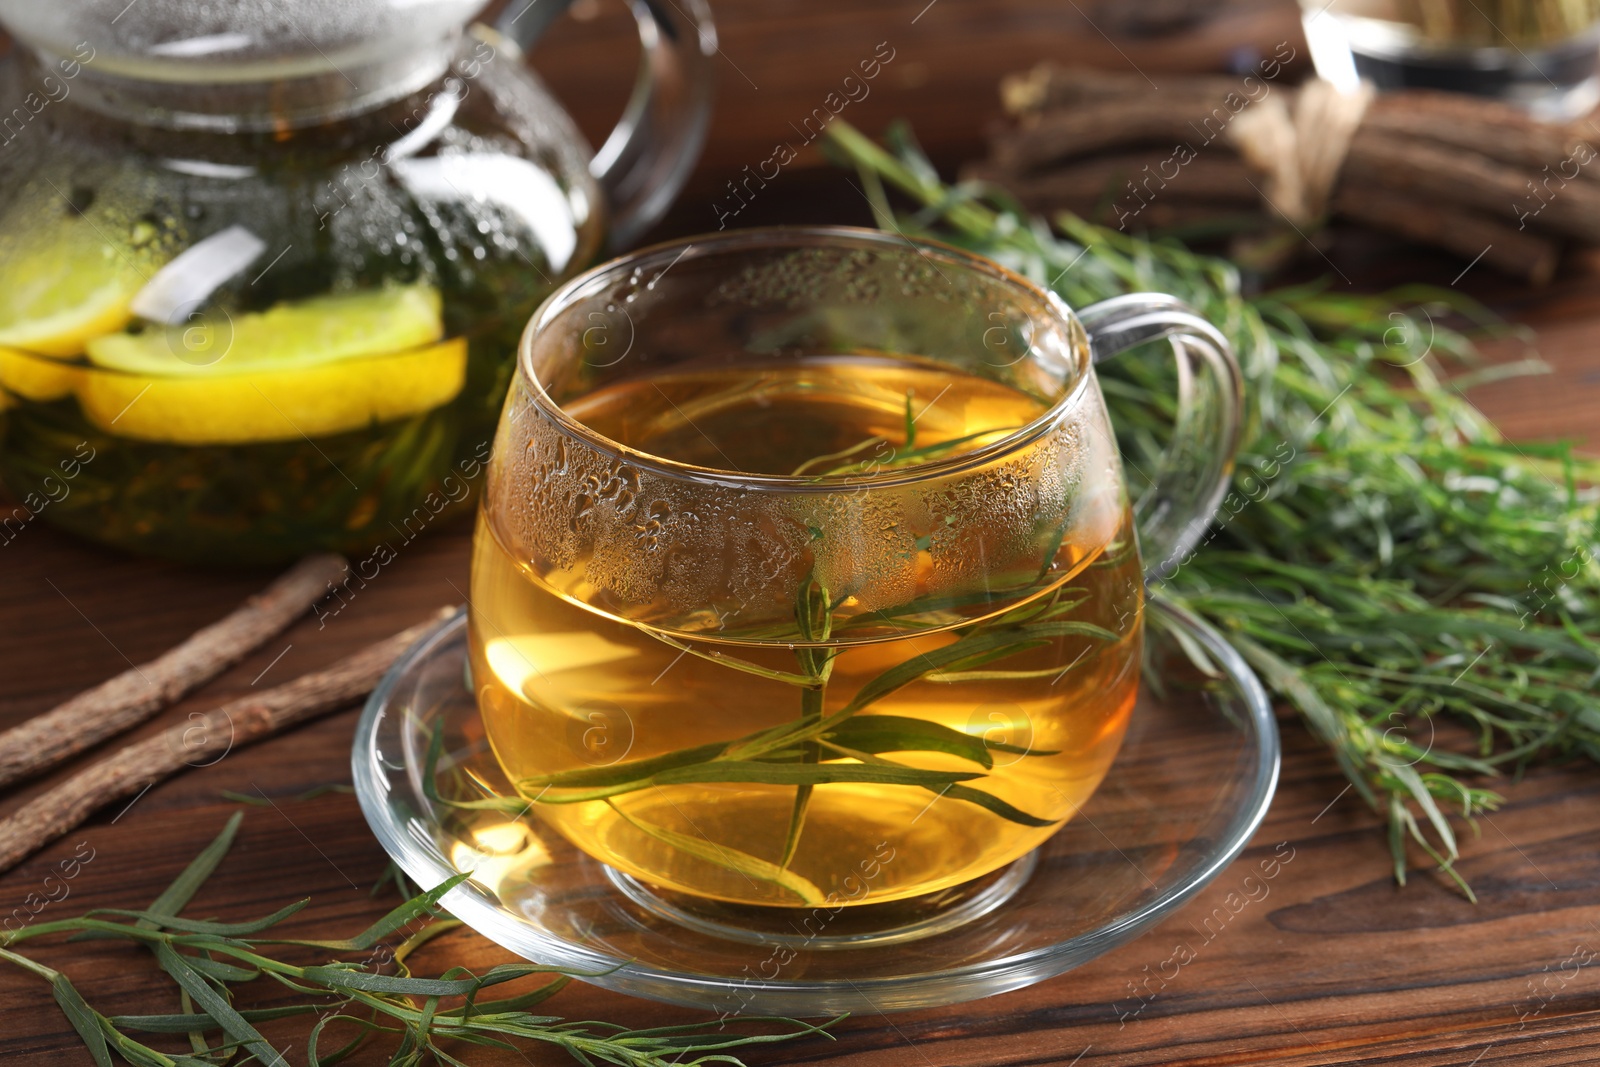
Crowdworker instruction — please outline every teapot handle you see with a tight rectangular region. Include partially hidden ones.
[495,0,716,249]
[1076,293,1245,584]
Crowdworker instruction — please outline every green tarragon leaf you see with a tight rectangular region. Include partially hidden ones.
[50,973,113,1067]
[928,783,1060,828]
[92,900,310,938]
[112,1006,323,1034]
[606,802,826,904]
[517,741,729,793]
[532,760,987,804]
[823,714,1059,767]
[145,811,243,927]
[837,620,1117,719]
[154,943,284,1067]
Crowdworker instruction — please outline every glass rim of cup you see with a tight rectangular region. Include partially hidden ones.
[514,224,1095,493]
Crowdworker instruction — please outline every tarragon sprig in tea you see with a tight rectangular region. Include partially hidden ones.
[435,567,1115,903]
[790,391,1023,479]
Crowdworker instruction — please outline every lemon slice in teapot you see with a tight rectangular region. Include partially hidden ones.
[0,348,79,403]
[0,224,147,358]
[0,215,153,402]
[79,284,468,445]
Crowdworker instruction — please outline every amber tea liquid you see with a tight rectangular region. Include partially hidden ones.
[471,355,1143,907]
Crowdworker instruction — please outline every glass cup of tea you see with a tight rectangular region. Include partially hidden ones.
[468,227,1240,928]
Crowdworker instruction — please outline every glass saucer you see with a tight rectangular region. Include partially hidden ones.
[351,594,1278,1015]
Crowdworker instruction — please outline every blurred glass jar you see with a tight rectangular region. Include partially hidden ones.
[1302,0,1600,120]
[0,0,713,563]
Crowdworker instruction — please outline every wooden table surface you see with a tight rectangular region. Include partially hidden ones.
[4,1,1600,1064]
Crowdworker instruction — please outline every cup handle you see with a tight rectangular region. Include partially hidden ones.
[1077,293,1244,583]
[494,0,717,249]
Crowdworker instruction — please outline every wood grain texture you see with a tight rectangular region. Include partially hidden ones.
[0,608,453,874]
[0,553,349,790]
[2,1,1599,1064]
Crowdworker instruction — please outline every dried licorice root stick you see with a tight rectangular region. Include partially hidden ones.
[0,607,455,875]
[1331,186,1560,284]
[0,553,348,790]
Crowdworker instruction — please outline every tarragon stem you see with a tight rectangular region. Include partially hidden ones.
[780,574,836,869]
[2,815,842,1066]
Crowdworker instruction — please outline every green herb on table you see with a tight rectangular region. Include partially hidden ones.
[821,118,1600,897]
[0,813,839,1066]
[219,785,356,806]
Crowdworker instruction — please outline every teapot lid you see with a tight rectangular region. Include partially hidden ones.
[0,0,490,129]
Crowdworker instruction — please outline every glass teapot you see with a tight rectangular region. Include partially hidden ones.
[0,0,714,563]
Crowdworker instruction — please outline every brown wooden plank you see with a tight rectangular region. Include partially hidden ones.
[4,1,1600,1064]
